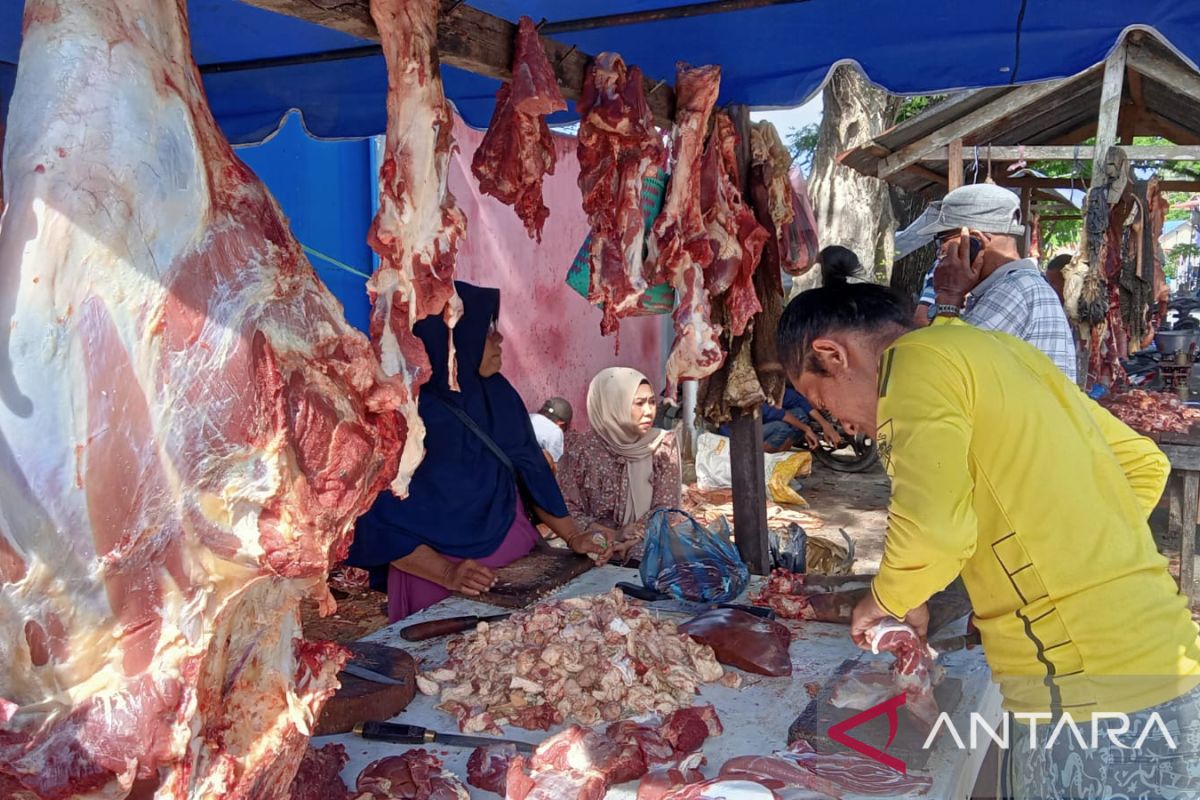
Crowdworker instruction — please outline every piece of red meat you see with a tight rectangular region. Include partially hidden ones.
[288,744,351,800]
[637,753,708,800]
[679,607,792,677]
[650,63,726,395]
[505,754,608,800]
[367,0,468,493]
[531,724,647,785]
[699,112,768,338]
[577,52,666,339]
[0,1,402,797]
[607,720,677,766]
[866,620,941,730]
[471,16,566,241]
[660,705,724,755]
[355,750,469,800]
[776,740,933,795]
[467,743,519,795]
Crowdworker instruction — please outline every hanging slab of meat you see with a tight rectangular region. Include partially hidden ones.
[749,123,818,276]
[471,16,567,242]
[0,1,402,798]
[700,112,768,338]
[354,750,469,799]
[649,63,725,395]
[577,53,666,338]
[368,0,468,495]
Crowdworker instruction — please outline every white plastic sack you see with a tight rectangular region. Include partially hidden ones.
[696,432,797,490]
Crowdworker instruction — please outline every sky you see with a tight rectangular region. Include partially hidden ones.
[749,95,824,138]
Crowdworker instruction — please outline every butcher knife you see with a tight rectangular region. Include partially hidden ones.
[615,582,777,620]
[354,721,536,754]
[341,662,404,686]
[398,613,512,642]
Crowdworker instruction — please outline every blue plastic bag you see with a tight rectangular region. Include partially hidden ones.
[639,509,750,604]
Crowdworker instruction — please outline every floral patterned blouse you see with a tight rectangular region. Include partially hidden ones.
[557,429,683,538]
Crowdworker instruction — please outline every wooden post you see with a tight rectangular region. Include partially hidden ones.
[1092,41,1128,186]
[728,104,771,576]
[1181,472,1199,603]
[947,138,964,190]
[1019,187,1032,258]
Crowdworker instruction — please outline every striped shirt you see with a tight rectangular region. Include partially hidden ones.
[921,259,1076,382]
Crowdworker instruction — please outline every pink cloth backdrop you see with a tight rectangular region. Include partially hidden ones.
[448,117,667,428]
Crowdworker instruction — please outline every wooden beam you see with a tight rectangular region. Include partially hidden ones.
[1093,41,1128,184]
[1127,38,1200,112]
[914,145,1200,162]
[1137,111,1200,146]
[728,410,771,576]
[996,176,1200,192]
[1020,188,1032,257]
[878,70,1099,178]
[904,164,949,187]
[1048,121,1098,146]
[237,0,676,125]
[728,106,770,577]
[1127,65,1146,112]
[541,0,812,34]
[947,138,964,190]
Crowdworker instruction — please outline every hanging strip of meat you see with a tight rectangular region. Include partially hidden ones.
[368,0,468,495]
[701,112,768,338]
[649,63,725,395]
[0,1,402,797]
[578,53,666,338]
[471,16,567,242]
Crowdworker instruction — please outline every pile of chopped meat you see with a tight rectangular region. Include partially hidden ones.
[418,589,725,732]
[1100,389,1200,433]
[354,749,470,799]
[466,707,722,798]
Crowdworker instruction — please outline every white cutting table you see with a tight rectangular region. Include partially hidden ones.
[316,567,1001,799]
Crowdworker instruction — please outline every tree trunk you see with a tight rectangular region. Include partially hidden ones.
[808,66,901,277]
[888,186,936,304]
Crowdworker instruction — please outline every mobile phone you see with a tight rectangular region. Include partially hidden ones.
[968,235,984,264]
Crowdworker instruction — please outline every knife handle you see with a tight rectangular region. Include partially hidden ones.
[616,581,668,602]
[399,616,485,642]
[355,721,432,744]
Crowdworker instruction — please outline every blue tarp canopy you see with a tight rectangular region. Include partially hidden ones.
[2,1,1199,145]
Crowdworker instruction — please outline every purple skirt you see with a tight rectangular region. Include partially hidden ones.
[386,511,539,622]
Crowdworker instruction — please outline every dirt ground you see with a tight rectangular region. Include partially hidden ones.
[301,460,1200,642]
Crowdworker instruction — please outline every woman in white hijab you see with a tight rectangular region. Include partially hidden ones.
[557,367,683,559]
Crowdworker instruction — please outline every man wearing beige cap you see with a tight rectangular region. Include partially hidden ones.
[923,183,1077,382]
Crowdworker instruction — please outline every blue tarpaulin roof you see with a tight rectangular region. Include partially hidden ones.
[2,1,1200,145]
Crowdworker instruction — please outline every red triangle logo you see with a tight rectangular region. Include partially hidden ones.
[827,693,908,774]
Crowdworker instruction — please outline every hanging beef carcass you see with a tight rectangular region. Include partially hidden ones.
[471,16,567,242]
[648,63,725,395]
[0,1,403,798]
[700,112,768,338]
[750,123,818,276]
[577,53,666,337]
[368,0,468,495]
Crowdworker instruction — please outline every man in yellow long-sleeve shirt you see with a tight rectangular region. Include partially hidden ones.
[777,281,1200,799]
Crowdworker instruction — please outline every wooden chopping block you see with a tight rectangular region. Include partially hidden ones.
[459,547,593,609]
[314,642,416,736]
